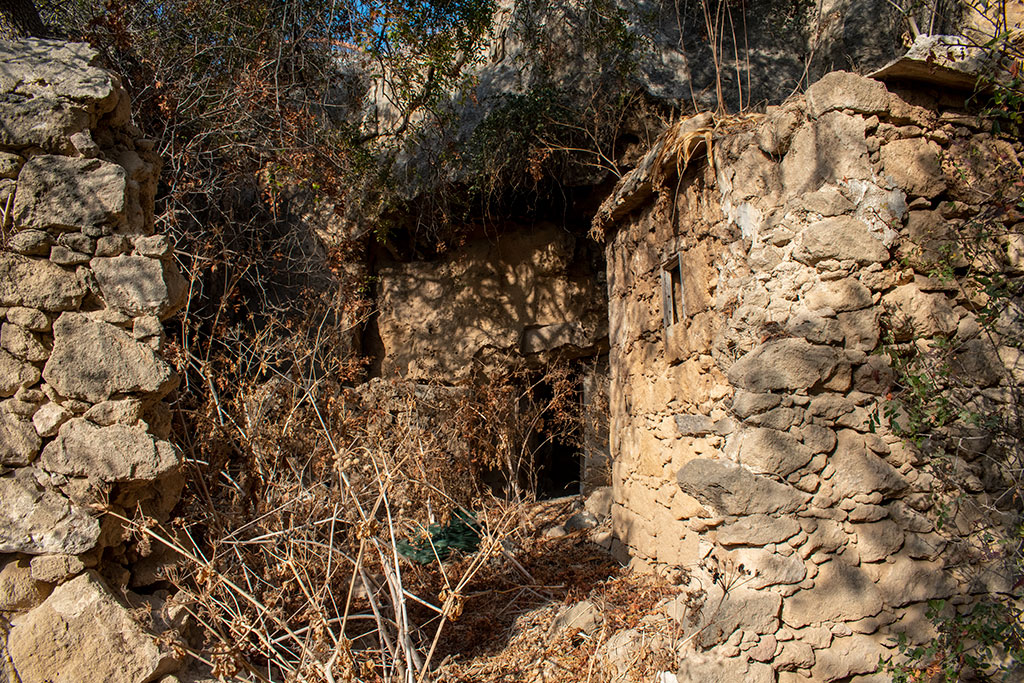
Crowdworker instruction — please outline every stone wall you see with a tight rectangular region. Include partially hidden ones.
[0,39,186,683]
[597,56,1023,680]
[374,224,607,381]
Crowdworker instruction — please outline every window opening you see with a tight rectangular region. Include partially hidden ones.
[662,253,686,329]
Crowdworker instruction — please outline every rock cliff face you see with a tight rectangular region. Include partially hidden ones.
[597,60,1023,681]
[0,38,185,682]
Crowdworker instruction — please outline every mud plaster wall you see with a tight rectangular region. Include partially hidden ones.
[0,38,187,683]
[603,71,1024,681]
[374,224,608,381]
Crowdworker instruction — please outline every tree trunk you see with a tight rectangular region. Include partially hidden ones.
[0,0,49,38]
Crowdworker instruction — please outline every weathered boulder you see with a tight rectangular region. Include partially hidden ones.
[810,633,887,681]
[693,583,782,648]
[780,113,871,195]
[736,428,813,477]
[0,254,86,311]
[1,323,50,362]
[13,156,126,231]
[29,554,85,584]
[875,556,957,607]
[728,339,839,392]
[879,138,946,198]
[853,520,905,562]
[0,349,40,397]
[783,561,883,627]
[677,458,810,516]
[805,277,873,312]
[42,313,178,403]
[830,430,907,498]
[804,71,890,118]
[40,418,180,483]
[0,469,99,554]
[7,571,180,683]
[0,558,49,611]
[717,515,802,547]
[793,216,889,265]
[726,547,807,588]
[90,255,187,319]
[0,412,42,466]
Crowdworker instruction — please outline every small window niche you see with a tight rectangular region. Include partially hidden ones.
[661,253,686,329]
[661,253,689,362]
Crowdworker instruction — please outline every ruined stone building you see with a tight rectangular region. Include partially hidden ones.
[0,17,1022,683]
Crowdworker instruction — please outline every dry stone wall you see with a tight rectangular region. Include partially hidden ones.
[598,60,1023,681]
[0,39,185,683]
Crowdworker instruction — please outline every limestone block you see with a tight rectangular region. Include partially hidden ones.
[781,113,871,195]
[0,152,23,179]
[7,230,52,256]
[7,571,180,683]
[804,71,890,118]
[29,554,84,584]
[676,653,774,683]
[40,418,180,483]
[810,634,887,681]
[830,430,907,498]
[728,339,839,392]
[13,156,126,231]
[0,558,48,611]
[838,308,880,351]
[793,217,889,266]
[134,234,173,259]
[0,95,90,151]
[1,324,50,362]
[805,277,873,312]
[799,424,837,454]
[0,412,41,466]
[783,561,883,627]
[745,406,801,430]
[0,469,99,555]
[731,390,782,419]
[875,556,956,607]
[90,256,186,320]
[42,313,178,403]
[0,253,86,311]
[694,583,782,648]
[727,547,807,588]
[0,349,40,397]
[786,309,845,344]
[677,458,810,516]
[853,355,894,394]
[774,639,816,670]
[0,40,119,108]
[6,307,50,332]
[882,283,958,339]
[31,402,69,438]
[736,428,813,477]
[717,514,801,546]
[879,138,946,198]
[852,520,904,562]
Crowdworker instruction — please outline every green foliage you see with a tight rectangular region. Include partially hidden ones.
[397,510,483,564]
[884,599,1024,682]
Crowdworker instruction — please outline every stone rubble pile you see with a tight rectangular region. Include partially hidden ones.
[0,39,186,683]
[600,66,1022,681]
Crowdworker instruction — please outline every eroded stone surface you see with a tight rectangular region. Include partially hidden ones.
[0,469,99,555]
[728,339,838,392]
[90,256,187,320]
[0,254,86,311]
[42,313,177,403]
[8,571,179,683]
[13,156,126,231]
[677,459,810,516]
[40,418,180,483]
